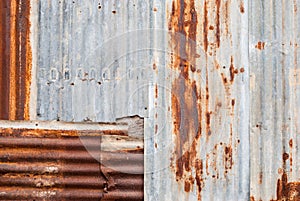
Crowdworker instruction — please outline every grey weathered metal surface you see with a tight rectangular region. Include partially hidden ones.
[31,0,150,122]
[249,0,300,200]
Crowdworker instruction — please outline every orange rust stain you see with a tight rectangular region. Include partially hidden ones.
[0,1,11,119]
[283,153,289,161]
[155,84,158,98]
[169,0,206,198]
[289,139,293,148]
[195,159,203,200]
[153,63,157,70]
[258,171,263,184]
[224,145,233,173]
[0,0,32,120]
[240,67,245,73]
[153,7,157,12]
[255,41,265,50]
[276,173,300,201]
[239,1,245,13]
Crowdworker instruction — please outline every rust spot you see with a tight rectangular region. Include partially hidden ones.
[240,67,245,73]
[0,0,32,120]
[231,99,235,107]
[255,41,265,50]
[155,124,158,134]
[155,84,158,98]
[112,10,116,14]
[155,143,157,148]
[239,1,245,13]
[153,7,157,12]
[283,153,289,161]
[209,25,214,30]
[153,63,157,70]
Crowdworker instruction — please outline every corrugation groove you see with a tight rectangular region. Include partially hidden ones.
[0,127,143,201]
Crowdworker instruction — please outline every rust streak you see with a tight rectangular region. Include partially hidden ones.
[0,0,32,120]
[215,0,221,48]
[0,1,11,119]
[203,1,208,52]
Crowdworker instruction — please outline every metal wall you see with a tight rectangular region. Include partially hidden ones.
[0,0,300,200]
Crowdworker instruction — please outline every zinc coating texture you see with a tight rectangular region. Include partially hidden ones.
[0,124,144,201]
[0,0,299,201]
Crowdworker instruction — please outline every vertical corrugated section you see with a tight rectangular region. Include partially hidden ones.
[146,0,249,200]
[0,0,32,120]
[250,0,300,200]
[34,0,150,122]
[0,1,11,119]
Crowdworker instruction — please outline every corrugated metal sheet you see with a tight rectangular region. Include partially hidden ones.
[0,0,31,120]
[249,0,300,200]
[0,121,144,200]
[146,0,249,200]
[0,0,299,200]
[31,0,151,122]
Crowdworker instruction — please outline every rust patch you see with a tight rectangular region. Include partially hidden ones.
[155,84,158,98]
[0,1,32,120]
[255,41,265,50]
[276,173,300,201]
[239,1,245,13]
[240,67,245,73]
[224,145,233,173]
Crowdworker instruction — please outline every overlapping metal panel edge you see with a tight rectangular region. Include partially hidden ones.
[0,122,144,201]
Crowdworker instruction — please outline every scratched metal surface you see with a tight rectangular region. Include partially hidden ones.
[249,0,300,201]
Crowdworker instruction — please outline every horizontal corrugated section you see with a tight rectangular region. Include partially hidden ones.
[0,125,143,201]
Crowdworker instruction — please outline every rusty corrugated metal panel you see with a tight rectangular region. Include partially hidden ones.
[0,124,144,200]
[250,0,300,201]
[0,0,32,120]
[146,0,249,200]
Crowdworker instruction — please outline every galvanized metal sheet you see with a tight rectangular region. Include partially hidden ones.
[0,122,144,201]
[145,0,249,200]
[249,0,300,200]
[31,0,150,122]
